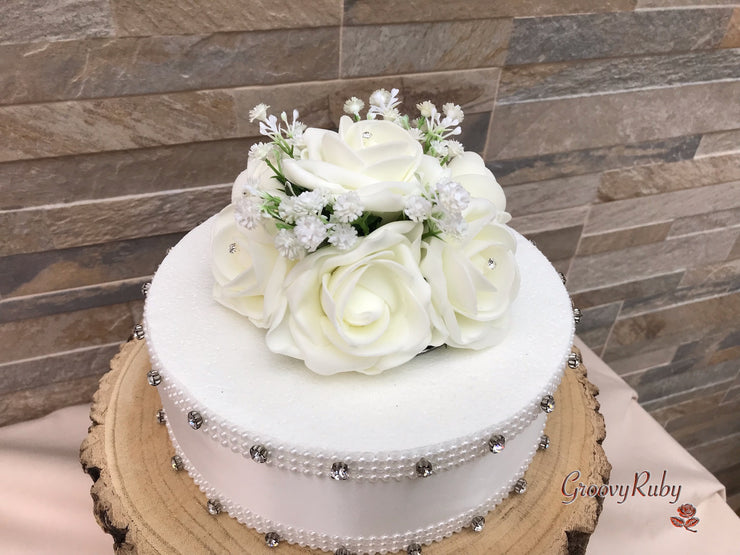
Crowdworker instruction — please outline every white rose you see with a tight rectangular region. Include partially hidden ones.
[211,205,294,328]
[280,116,424,212]
[265,221,436,375]
[421,210,519,349]
[448,151,508,222]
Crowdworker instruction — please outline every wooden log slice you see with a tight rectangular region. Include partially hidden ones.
[81,339,610,554]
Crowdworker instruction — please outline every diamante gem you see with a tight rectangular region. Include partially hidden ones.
[146,369,161,387]
[187,410,203,430]
[568,351,582,369]
[141,282,150,296]
[156,409,166,424]
[415,457,433,478]
[171,455,184,471]
[488,257,497,269]
[331,461,350,480]
[407,542,422,555]
[133,324,145,340]
[540,395,555,413]
[488,434,506,454]
[559,272,567,285]
[207,499,222,515]
[250,444,268,464]
[514,478,527,494]
[362,131,372,139]
[265,532,280,548]
[228,242,238,254]
[573,307,582,324]
[539,435,550,450]
[471,515,485,532]
[335,547,353,555]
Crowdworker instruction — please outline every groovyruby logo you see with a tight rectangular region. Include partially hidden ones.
[670,503,699,533]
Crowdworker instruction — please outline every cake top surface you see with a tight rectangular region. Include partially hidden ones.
[145,216,574,457]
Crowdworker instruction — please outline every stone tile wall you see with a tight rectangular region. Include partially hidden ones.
[1,0,738,510]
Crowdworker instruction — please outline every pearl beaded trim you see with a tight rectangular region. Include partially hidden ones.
[144,315,569,481]
[163,413,544,554]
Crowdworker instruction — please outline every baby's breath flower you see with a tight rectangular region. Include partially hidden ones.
[445,139,465,158]
[407,127,425,141]
[332,191,364,223]
[248,142,273,161]
[435,178,470,214]
[234,194,263,230]
[369,89,392,107]
[416,101,437,118]
[436,212,468,238]
[274,228,305,260]
[295,189,326,215]
[368,88,401,119]
[430,140,449,158]
[442,102,464,123]
[404,195,433,222]
[249,103,270,123]
[327,223,358,250]
[294,215,328,252]
[343,97,365,117]
[278,196,299,224]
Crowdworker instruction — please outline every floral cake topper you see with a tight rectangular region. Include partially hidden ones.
[211,89,520,375]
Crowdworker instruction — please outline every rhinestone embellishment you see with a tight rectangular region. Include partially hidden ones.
[171,455,184,471]
[471,515,485,532]
[207,499,222,515]
[141,282,150,296]
[558,272,567,285]
[156,409,166,424]
[415,457,433,478]
[539,434,550,450]
[146,369,161,387]
[250,444,268,464]
[361,131,372,139]
[133,324,145,340]
[487,257,497,269]
[265,531,280,548]
[331,461,350,480]
[514,478,527,494]
[488,434,506,454]
[228,242,238,254]
[335,547,353,555]
[540,395,555,413]
[187,410,203,430]
[573,307,582,324]
[407,542,422,555]
[568,351,582,369]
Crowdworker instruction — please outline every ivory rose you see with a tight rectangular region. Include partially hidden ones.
[421,202,519,349]
[265,221,436,375]
[280,116,424,212]
[211,206,294,328]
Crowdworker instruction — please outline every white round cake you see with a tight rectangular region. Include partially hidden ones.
[143,216,575,554]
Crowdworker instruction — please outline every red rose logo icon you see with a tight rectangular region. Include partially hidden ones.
[670,503,698,532]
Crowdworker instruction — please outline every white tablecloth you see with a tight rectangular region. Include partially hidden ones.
[0,338,738,554]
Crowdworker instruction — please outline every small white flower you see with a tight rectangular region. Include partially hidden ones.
[416,101,437,118]
[436,212,468,238]
[431,140,449,158]
[293,215,328,252]
[435,178,470,213]
[296,189,326,215]
[234,194,263,230]
[343,96,365,116]
[327,223,358,250]
[278,196,299,224]
[407,127,425,141]
[442,102,464,123]
[249,103,270,123]
[248,142,273,161]
[369,89,392,107]
[404,195,433,222]
[332,191,364,223]
[274,228,305,260]
[259,114,280,137]
[446,139,465,158]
